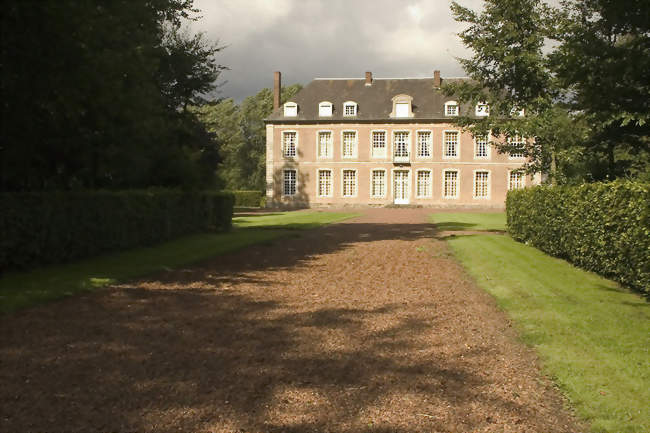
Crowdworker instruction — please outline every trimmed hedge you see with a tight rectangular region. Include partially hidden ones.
[506,181,650,293]
[0,190,234,272]
[228,190,264,208]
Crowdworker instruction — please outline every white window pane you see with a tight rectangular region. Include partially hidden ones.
[395,102,409,117]
[283,170,296,195]
[372,131,386,157]
[284,104,297,116]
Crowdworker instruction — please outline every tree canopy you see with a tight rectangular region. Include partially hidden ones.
[447,0,650,182]
[1,0,225,191]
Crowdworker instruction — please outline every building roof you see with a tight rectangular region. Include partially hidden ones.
[265,77,472,123]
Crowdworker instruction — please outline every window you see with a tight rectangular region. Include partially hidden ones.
[342,131,357,158]
[317,131,332,158]
[394,131,409,157]
[443,170,458,198]
[416,170,432,198]
[391,94,413,118]
[343,101,357,116]
[318,170,332,197]
[444,131,459,158]
[508,134,526,158]
[445,101,458,116]
[509,171,524,190]
[417,131,432,158]
[371,170,386,197]
[282,131,297,158]
[475,102,489,117]
[342,170,356,197]
[318,101,332,117]
[395,102,409,117]
[371,131,387,158]
[283,102,297,117]
[474,135,489,158]
[283,170,296,196]
[474,171,489,198]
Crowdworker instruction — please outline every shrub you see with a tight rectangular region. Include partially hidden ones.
[506,181,650,293]
[228,190,264,208]
[0,190,234,272]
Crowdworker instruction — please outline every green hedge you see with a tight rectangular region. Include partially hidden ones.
[228,190,264,208]
[0,190,234,272]
[506,181,650,293]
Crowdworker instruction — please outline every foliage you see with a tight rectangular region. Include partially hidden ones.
[233,211,359,230]
[448,233,649,433]
[227,190,264,208]
[0,190,234,272]
[430,212,506,232]
[193,84,302,190]
[0,211,357,314]
[447,0,650,182]
[0,0,225,191]
[506,182,650,293]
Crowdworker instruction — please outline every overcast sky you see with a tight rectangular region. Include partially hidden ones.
[190,0,484,102]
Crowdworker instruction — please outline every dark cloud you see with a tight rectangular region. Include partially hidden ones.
[190,0,483,101]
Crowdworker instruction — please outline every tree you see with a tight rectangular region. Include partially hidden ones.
[447,0,649,182]
[550,0,650,180]
[0,0,225,191]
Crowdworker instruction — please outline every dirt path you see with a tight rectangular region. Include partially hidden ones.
[0,209,582,433]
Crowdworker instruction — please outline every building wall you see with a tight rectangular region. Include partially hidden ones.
[267,122,533,208]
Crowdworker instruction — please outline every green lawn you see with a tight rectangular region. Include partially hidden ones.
[443,229,649,432]
[0,211,357,314]
[429,212,506,231]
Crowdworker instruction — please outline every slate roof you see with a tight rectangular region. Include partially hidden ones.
[265,77,472,122]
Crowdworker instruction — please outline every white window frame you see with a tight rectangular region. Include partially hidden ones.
[390,94,414,118]
[416,130,433,159]
[341,130,358,159]
[283,102,298,117]
[473,132,491,160]
[442,169,460,199]
[282,169,297,197]
[444,100,459,117]
[318,101,333,117]
[442,129,460,160]
[475,102,489,117]
[392,130,411,159]
[416,169,433,198]
[316,168,333,198]
[370,168,387,198]
[282,130,298,159]
[370,130,388,159]
[340,168,358,198]
[508,170,526,190]
[391,168,412,201]
[508,134,526,159]
[472,170,491,199]
[316,130,333,160]
[343,101,357,117]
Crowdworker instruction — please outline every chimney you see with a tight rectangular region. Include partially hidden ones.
[365,71,372,86]
[273,71,281,110]
[433,70,441,88]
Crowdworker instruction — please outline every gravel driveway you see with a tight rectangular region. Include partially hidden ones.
[0,208,582,432]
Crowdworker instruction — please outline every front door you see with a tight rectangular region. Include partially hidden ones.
[394,170,410,204]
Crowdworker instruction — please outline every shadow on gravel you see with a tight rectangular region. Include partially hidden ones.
[0,217,575,432]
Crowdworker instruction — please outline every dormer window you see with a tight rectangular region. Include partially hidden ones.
[343,101,357,116]
[318,101,332,117]
[475,102,489,117]
[445,101,459,116]
[390,94,414,118]
[283,102,297,117]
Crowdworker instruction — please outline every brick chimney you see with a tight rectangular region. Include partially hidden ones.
[273,71,281,110]
[365,71,372,86]
[433,70,441,88]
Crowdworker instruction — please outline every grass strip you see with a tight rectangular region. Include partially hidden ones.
[0,211,358,314]
[429,212,506,231]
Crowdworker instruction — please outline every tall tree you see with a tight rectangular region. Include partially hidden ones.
[0,0,224,191]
